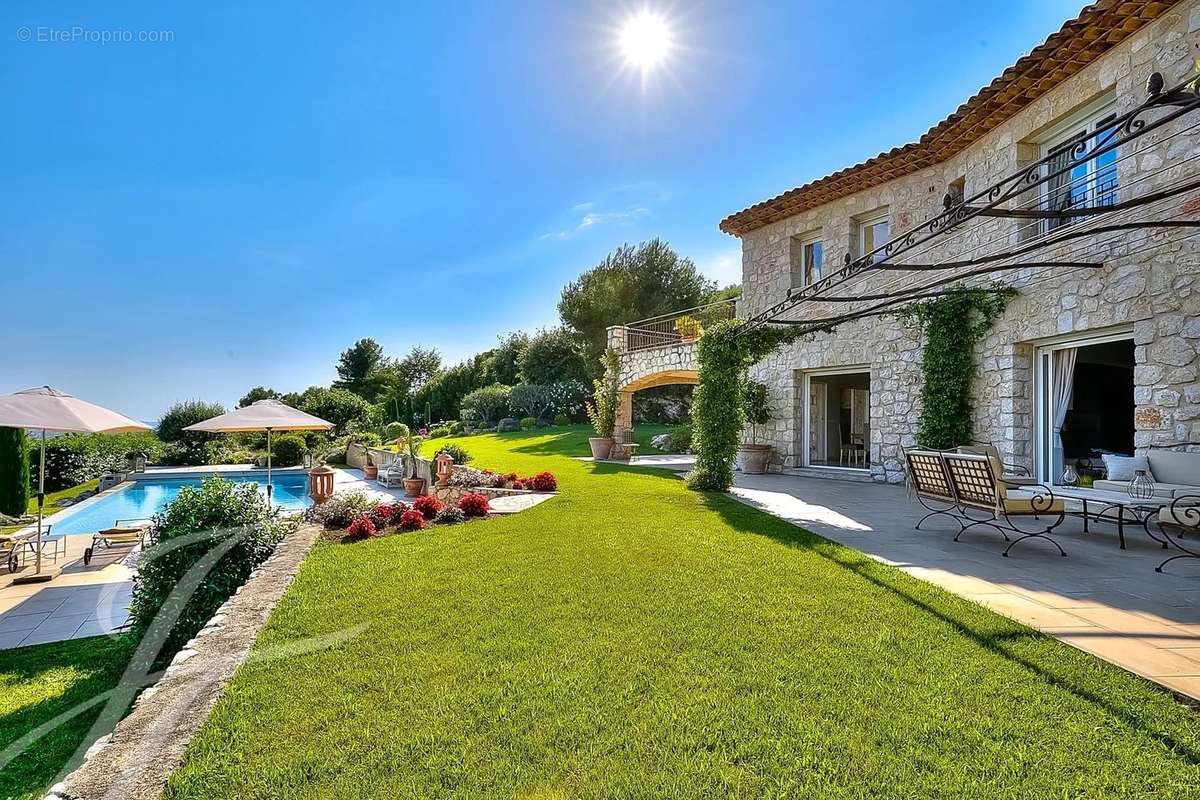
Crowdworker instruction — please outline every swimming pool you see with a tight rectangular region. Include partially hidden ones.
[48,474,313,536]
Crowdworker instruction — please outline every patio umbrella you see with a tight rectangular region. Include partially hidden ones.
[184,399,333,507]
[0,386,150,583]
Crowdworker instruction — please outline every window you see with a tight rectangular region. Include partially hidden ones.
[858,213,889,262]
[1041,100,1118,232]
[789,232,823,288]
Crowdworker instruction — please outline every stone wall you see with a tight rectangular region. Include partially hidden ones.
[735,2,1200,482]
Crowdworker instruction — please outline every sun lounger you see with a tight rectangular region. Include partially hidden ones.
[84,518,150,565]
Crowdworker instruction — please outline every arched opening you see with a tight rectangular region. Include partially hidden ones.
[614,369,699,452]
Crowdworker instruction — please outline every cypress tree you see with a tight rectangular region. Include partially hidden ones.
[0,427,31,517]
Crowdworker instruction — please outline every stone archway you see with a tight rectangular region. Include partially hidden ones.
[615,369,699,443]
[609,331,701,446]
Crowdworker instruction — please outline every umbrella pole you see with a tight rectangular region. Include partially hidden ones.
[266,428,273,510]
[35,430,45,574]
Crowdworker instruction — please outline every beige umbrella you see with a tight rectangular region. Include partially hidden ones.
[0,386,150,583]
[184,399,333,507]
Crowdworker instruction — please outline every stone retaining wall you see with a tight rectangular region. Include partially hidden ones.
[47,524,322,800]
[431,485,537,505]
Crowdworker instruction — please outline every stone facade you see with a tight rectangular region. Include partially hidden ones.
[615,2,1200,483]
[606,329,699,439]
[734,2,1200,482]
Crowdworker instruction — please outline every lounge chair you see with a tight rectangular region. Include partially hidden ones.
[904,450,964,532]
[0,530,37,572]
[942,452,1066,557]
[956,442,1036,486]
[83,518,149,566]
[377,454,408,489]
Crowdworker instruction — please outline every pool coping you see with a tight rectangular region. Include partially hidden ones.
[13,467,318,539]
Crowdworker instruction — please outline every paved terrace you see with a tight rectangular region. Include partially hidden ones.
[608,454,1200,701]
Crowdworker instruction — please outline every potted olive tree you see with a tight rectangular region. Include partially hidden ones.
[586,348,620,460]
[401,429,426,496]
[737,379,774,474]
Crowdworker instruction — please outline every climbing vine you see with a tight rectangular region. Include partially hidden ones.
[901,287,1015,449]
[687,286,1015,492]
[687,320,807,491]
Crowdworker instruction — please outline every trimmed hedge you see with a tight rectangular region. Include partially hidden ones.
[0,427,30,516]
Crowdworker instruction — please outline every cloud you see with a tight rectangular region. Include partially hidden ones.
[698,247,742,285]
[542,206,650,240]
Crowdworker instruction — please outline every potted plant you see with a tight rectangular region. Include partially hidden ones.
[674,315,703,343]
[401,429,426,496]
[586,349,620,459]
[737,379,774,474]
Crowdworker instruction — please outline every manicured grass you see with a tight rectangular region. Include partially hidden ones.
[166,425,1199,798]
[0,480,101,537]
[0,636,134,800]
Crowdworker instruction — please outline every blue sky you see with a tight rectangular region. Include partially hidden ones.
[1,1,1083,420]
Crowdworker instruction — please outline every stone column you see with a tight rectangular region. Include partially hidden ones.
[615,391,634,443]
[607,326,629,352]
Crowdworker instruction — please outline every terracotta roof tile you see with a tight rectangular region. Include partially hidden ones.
[719,1,1171,236]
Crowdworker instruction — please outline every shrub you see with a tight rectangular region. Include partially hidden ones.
[553,413,570,426]
[345,515,377,542]
[383,422,410,442]
[271,433,308,467]
[497,418,521,433]
[412,495,443,520]
[446,421,464,436]
[520,417,536,430]
[460,384,511,424]
[0,427,30,516]
[447,465,493,488]
[156,400,226,443]
[528,471,558,492]
[397,508,426,530]
[664,424,693,453]
[308,491,379,529]
[129,477,288,666]
[434,505,466,525]
[458,493,490,517]
[427,425,450,439]
[433,443,471,465]
[742,380,773,444]
[369,503,397,529]
[29,430,165,491]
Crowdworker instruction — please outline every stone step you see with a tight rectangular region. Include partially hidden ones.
[779,466,876,483]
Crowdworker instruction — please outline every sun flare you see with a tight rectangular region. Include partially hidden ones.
[619,10,673,71]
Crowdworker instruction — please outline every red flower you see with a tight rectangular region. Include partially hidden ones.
[397,508,427,530]
[412,495,444,520]
[528,472,557,492]
[501,472,519,487]
[458,493,490,517]
[511,480,525,490]
[345,515,377,542]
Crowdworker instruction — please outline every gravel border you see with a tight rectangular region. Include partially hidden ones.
[46,523,322,800]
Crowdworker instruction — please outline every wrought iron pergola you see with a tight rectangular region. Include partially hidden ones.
[737,72,1200,338]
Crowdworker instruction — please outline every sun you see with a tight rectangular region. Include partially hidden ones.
[618,10,673,71]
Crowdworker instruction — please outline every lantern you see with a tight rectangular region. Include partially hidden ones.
[308,463,336,505]
[435,451,455,486]
[125,451,147,474]
[1127,469,1155,501]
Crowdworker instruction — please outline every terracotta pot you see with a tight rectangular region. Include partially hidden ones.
[589,437,614,460]
[363,463,379,480]
[403,477,426,497]
[737,444,773,474]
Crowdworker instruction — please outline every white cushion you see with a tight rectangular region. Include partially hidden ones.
[1146,450,1200,487]
[1101,454,1154,482]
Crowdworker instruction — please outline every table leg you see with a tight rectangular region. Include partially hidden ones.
[1117,505,1126,550]
[1082,499,1090,534]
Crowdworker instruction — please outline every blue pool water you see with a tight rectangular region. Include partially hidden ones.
[48,474,313,536]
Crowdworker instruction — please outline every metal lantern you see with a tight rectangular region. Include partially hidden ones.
[125,450,147,473]
[1128,469,1155,500]
[308,462,336,505]
[435,451,455,486]
[1060,463,1079,487]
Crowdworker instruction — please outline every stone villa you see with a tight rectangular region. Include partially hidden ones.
[612,0,1200,485]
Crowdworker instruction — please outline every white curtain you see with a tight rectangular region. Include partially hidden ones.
[1051,348,1077,481]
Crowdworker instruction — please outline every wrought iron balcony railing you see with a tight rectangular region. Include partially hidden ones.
[622,296,738,352]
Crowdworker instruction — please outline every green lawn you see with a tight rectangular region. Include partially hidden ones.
[152,425,1200,797]
[0,480,101,537]
[0,636,134,800]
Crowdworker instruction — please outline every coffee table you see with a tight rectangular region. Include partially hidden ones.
[1050,486,1170,550]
